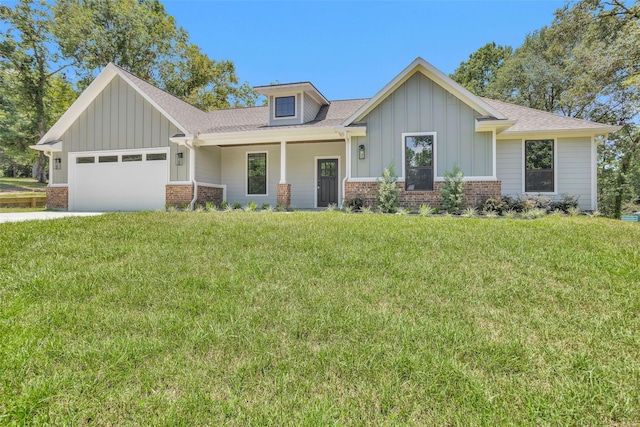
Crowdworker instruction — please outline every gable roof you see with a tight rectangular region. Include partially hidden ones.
[343,57,509,126]
[35,63,207,147]
[481,98,620,136]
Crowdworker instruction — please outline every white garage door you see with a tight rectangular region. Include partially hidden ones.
[70,150,168,211]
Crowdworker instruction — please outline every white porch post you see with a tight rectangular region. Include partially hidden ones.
[279,140,287,184]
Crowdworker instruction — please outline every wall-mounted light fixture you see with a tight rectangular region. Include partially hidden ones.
[54,158,62,170]
[358,144,366,160]
[175,152,184,166]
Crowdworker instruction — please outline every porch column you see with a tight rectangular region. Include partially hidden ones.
[277,140,291,207]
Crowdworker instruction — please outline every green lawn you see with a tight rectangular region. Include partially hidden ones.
[1,212,639,425]
[0,177,47,193]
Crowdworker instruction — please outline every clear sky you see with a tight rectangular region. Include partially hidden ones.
[162,0,566,101]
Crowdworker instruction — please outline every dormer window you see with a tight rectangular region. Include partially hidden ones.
[275,96,295,118]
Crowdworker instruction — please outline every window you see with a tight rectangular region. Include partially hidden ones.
[247,153,267,195]
[99,155,118,163]
[76,156,95,164]
[405,134,434,191]
[146,153,166,161]
[275,96,295,118]
[525,139,554,192]
[122,154,143,162]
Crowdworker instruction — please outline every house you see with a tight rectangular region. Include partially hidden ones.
[32,58,619,212]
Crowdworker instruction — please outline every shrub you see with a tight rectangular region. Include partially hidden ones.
[344,197,364,211]
[396,207,409,215]
[343,205,353,214]
[441,164,465,213]
[549,194,579,213]
[276,202,286,212]
[220,200,229,210]
[205,202,215,212]
[326,203,337,212]
[376,165,400,213]
[419,204,434,216]
[484,210,498,219]
[361,206,373,214]
[567,207,581,217]
[194,204,205,213]
[245,201,258,212]
[478,197,507,214]
[461,207,476,218]
[261,203,271,210]
[232,202,242,210]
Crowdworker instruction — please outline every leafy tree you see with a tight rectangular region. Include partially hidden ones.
[53,0,258,109]
[450,42,513,97]
[0,0,74,182]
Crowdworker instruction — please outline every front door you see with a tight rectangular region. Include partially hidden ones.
[317,158,338,207]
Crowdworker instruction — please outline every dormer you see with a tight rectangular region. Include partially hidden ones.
[254,82,330,126]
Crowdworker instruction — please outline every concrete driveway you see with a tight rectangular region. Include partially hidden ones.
[0,211,104,223]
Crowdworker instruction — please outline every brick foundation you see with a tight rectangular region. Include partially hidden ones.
[277,183,291,207]
[166,184,194,207]
[197,185,224,205]
[344,180,501,209]
[46,186,68,210]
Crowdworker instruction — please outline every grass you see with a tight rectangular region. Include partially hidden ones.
[1,212,639,425]
[0,177,47,193]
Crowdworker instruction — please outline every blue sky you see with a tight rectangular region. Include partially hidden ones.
[162,0,566,100]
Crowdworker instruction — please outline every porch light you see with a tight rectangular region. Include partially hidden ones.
[358,144,366,160]
[54,158,62,170]
[175,152,184,166]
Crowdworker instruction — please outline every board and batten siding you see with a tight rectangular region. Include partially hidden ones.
[351,72,493,179]
[496,137,593,210]
[195,145,221,184]
[53,75,188,184]
[302,94,321,123]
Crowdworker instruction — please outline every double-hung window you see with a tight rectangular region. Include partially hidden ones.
[525,139,554,192]
[405,134,434,191]
[247,153,267,195]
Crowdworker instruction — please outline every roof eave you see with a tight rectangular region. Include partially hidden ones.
[475,119,517,133]
[194,125,366,146]
[496,126,622,139]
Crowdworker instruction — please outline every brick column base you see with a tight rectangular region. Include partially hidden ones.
[166,184,194,207]
[46,186,68,210]
[277,183,291,207]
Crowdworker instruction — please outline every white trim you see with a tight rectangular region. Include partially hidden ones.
[68,147,168,157]
[245,151,269,197]
[591,135,598,211]
[194,125,366,146]
[522,138,558,196]
[344,58,507,126]
[347,177,379,182]
[48,183,68,188]
[492,129,497,179]
[167,181,193,185]
[435,176,497,182]
[401,131,437,187]
[314,156,341,208]
[343,136,351,205]
[279,141,287,184]
[497,128,620,140]
[272,94,299,121]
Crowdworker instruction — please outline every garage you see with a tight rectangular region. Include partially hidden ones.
[69,150,169,211]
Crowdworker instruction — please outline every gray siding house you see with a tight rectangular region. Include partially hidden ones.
[33,58,618,211]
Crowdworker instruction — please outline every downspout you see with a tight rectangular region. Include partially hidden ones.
[185,139,197,210]
[342,131,351,207]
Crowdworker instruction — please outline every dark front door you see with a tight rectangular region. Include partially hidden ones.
[317,159,338,207]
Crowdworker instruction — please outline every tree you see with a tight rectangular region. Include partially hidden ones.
[0,0,73,182]
[450,42,513,97]
[53,0,257,109]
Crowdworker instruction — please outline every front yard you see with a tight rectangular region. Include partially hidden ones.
[1,212,638,425]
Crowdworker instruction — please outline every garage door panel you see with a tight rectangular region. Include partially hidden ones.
[71,152,168,211]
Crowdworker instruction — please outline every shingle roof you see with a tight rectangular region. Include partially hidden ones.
[116,65,614,136]
[115,66,211,134]
[201,99,369,134]
[481,97,614,133]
